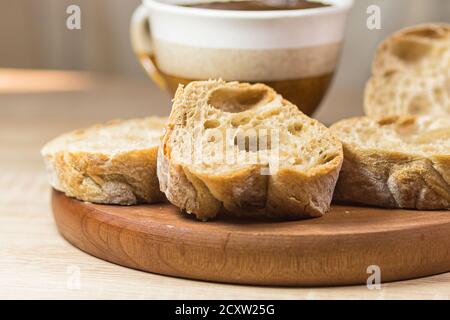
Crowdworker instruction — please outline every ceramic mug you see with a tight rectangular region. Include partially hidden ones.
[130,0,353,115]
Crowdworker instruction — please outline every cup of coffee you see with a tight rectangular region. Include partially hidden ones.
[130,0,353,115]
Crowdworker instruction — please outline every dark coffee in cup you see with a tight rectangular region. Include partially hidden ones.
[182,0,330,11]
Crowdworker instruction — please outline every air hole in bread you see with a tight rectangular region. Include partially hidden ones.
[288,121,303,135]
[181,113,187,127]
[204,119,221,129]
[320,153,336,164]
[208,87,269,113]
[397,116,416,127]
[405,28,445,39]
[258,108,281,119]
[433,87,444,105]
[231,115,251,127]
[234,135,252,152]
[204,128,222,144]
[408,94,432,114]
[395,118,418,136]
[378,116,399,126]
[233,129,271,152]
[383,70,397,78]
[208,135,216,143]
[391,39,432,63]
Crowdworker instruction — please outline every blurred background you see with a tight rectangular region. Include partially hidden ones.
[2,0,449,110]
[1,0,449,76]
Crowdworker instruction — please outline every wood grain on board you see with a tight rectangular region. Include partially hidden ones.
[52,190,450,287]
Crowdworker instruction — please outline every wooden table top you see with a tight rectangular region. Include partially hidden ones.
[1,69,448,300]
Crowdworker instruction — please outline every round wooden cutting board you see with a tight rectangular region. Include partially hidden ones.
[52,190,450,286]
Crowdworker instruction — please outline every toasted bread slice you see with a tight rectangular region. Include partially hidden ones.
[364,23,450,117]
[330,115,450,210]
[157,80,343,220]
[41,117,167,205]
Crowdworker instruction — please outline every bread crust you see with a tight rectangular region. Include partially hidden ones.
[364,23,450,117]
[331,117,450,210]
[158,80,343,220]
[42,118,166,205]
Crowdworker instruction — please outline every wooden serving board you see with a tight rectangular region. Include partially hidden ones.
[52,190,450,286]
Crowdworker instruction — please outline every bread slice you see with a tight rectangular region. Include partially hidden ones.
[157,80,343,220]
[364,23,450,117]
[41,117,167,205]
[330,115,450,210]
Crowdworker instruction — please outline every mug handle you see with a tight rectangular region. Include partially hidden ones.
[130,4,167,89]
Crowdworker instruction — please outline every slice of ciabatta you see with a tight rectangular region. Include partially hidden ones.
[364,23,450,117]
[41,117,167,205]
[157,80,343,220]
[330,115,450,210]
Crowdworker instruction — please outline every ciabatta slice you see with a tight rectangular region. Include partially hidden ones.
[41,117,167,205]
[364,23,450,117]
[158,80,343,220]
[330,115,450,210]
